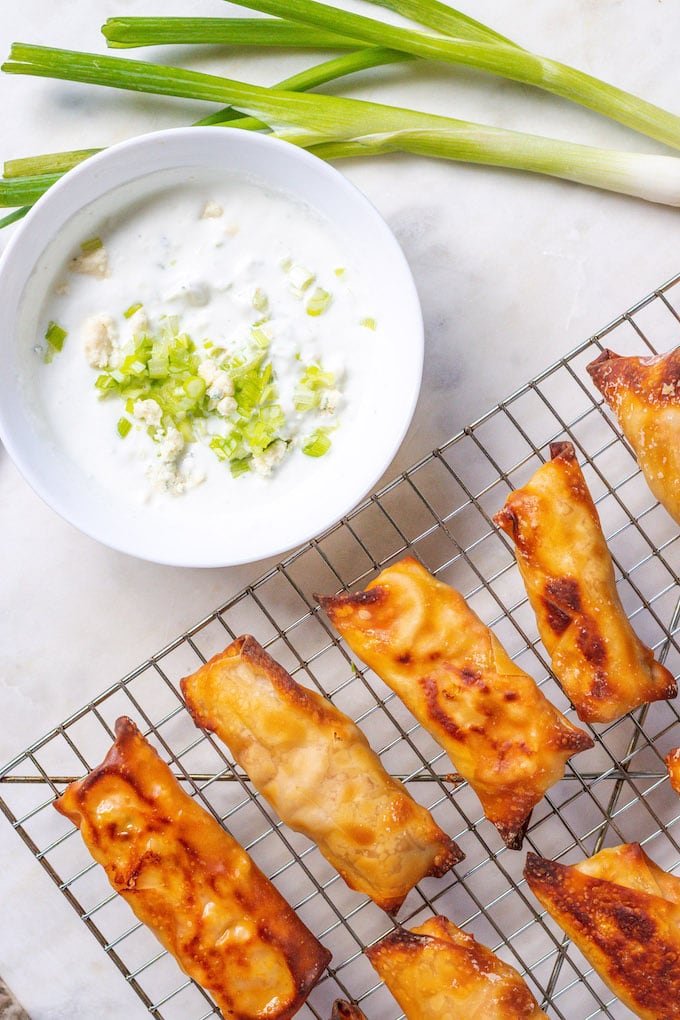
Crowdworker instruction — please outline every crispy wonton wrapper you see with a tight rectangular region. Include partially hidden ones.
[318,557,592,850]
[366,915,547,1019]
[181,635,463,913]
[587,346,680,526]
[494,441,675,723]
[54,717,330,1020]
[525,844,680,1020]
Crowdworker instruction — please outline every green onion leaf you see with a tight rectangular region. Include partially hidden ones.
[117,416,132,438]
[361,316,377,329]
[124,302,143,319]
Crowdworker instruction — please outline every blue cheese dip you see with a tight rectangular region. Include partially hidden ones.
[29,173,382,518]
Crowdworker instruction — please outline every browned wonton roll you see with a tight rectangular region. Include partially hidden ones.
[525,844,680,1020]
[588,346,680,526]
[318,556,592,850]
[54,717,330,1020]
[181,635,463,913]
[366,915,547,1019]
[494,441,675,723]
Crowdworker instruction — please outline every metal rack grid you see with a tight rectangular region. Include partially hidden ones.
[2,273,680,1020]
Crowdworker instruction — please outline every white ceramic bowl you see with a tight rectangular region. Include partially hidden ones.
[0,128,423,567]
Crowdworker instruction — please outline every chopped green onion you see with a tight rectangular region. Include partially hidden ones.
[294,362,336,412]
[252,287,269,313]
[287,264,316,296]
[147,357,168,378]
[230,456,252,478]
[184,376,206,400]
[124,302,142,319]
[95,373,117,393]
[306,286,332,316]
[250,324,272,349]
[361,316,377,330]
[117,416,132,438]
[44,320,67,352]
[80,236,103,254]
[334,267,346,278]
[293,390,319,413]
[177,419,195,443]
[302,427,333,457]
[93,312,293,474]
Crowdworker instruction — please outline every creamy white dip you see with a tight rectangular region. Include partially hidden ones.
[24,172,386,534]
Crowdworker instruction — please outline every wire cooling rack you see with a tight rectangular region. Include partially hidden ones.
[2,275,680,1020]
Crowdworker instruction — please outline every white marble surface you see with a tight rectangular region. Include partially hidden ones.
[1,1,680,1016]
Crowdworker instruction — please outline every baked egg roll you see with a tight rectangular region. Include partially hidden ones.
[318,556,592,850]
[54,716,330,1020]
[181,635,463,914]
[587,346,680,526]
[494,441,676,723]
[525,845,680,1020]
[573,841,680,904]
[366,915,547,1019]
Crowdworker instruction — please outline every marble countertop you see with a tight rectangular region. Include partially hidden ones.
[1,1,680,1016]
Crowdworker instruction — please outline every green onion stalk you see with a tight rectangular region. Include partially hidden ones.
[4,34,680,213]
[224,0,680,151]
[1,45,411,195]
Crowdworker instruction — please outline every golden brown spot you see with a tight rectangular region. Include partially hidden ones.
[613,905,656,943]
[420,676,464,740]
[542,600,571,635]
[545,577,582,612]
[541,577,582,636]
[459,667,489,694]
[576,622,607,667]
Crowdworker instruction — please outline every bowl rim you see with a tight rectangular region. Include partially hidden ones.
[0,127,424,568]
